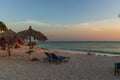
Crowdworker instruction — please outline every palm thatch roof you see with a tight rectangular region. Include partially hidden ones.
[0,29,16,41]
[17,25,47,41]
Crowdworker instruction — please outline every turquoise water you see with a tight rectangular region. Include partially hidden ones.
[37,41,120,54]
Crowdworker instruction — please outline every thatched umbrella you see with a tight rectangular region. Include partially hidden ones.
[17,25,47,49]
[0,29,16,41]
[0,29,16,56]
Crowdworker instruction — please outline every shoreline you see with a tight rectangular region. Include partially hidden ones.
[36,47,120,57]
[37,41,120,56]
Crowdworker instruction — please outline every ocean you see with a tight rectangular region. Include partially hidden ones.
[36,41,120,55]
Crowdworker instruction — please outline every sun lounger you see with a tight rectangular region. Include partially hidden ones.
[44,52,53,63]
[50,53,70,64]
[114,63,120,76]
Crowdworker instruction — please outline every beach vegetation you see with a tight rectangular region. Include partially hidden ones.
[0,21,8,32]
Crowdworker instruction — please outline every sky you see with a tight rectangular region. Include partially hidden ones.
[0,0,120,41]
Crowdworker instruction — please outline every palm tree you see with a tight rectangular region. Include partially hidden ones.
[0,21,8,32]
[0,21,8,46]
[0,21,9,55]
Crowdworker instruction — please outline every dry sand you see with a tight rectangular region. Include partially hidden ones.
[0,46,119,80]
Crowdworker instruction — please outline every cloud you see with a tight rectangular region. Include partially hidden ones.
[6,18,120,41]
[45,18,120,41]
[91,28,103,32]
[11,20,49,26]
[7,20,50,32]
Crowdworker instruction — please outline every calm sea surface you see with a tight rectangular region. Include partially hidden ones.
[37,41,120,55]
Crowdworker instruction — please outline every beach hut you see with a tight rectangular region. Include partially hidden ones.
[17,25,47,49]
[0,29,16,56]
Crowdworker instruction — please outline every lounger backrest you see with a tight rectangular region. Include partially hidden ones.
[44,52,52,58]
[51,53,58,59]
[116,63,120,69]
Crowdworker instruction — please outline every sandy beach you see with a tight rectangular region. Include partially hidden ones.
[0,46,119,80]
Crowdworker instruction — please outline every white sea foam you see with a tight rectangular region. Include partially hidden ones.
[38,41,120,56]
[50,49,120,57]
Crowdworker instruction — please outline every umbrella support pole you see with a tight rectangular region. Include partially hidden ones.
[29,36,31,50]
[29,54,32,60]
[7,42,11,56]
[8,50,11,56]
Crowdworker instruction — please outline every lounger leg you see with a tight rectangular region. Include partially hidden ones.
[65,59,69,63]
[55,60,61,64]
[51,59,57,64]
[118,69,120,76]
[114,67,117,76]
[48,59,51,63]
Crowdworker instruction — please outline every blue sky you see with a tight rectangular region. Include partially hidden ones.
[0,0,120,41]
